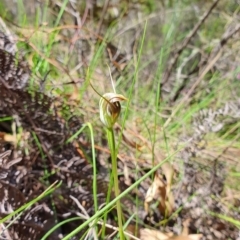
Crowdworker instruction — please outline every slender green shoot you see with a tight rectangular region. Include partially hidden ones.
[66,123,98,214]
[106,127,124,240]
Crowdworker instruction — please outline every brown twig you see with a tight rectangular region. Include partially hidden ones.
[164,22,240,128]
[161,0,220,88]
[171,22,240,103]
[97,0,110,36]
[218,23,240,49]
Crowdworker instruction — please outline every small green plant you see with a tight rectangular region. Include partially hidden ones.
[99,88,127,239]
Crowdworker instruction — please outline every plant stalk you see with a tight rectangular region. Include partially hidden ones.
[107,128,124,240]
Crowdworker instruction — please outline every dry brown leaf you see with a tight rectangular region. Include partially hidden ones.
[181,219,191,236]
[161,162,174,194]
[140,228,173,240]
[140,228,203,240]
[2,133,17,143]
[0,132,26,147]
[144,173,166,212]
[169,236,203,240]
[144,171,174,216]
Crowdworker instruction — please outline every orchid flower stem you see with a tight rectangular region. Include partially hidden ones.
[107,127,124,240]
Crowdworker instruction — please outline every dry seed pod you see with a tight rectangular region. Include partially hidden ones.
[99,92,127,129]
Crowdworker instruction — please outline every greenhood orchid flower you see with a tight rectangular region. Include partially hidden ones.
[99,92,127,129]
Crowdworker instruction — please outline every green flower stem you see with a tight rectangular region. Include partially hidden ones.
[107,127,124,240]
[61,150,177,239]
[101,170,113,238]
